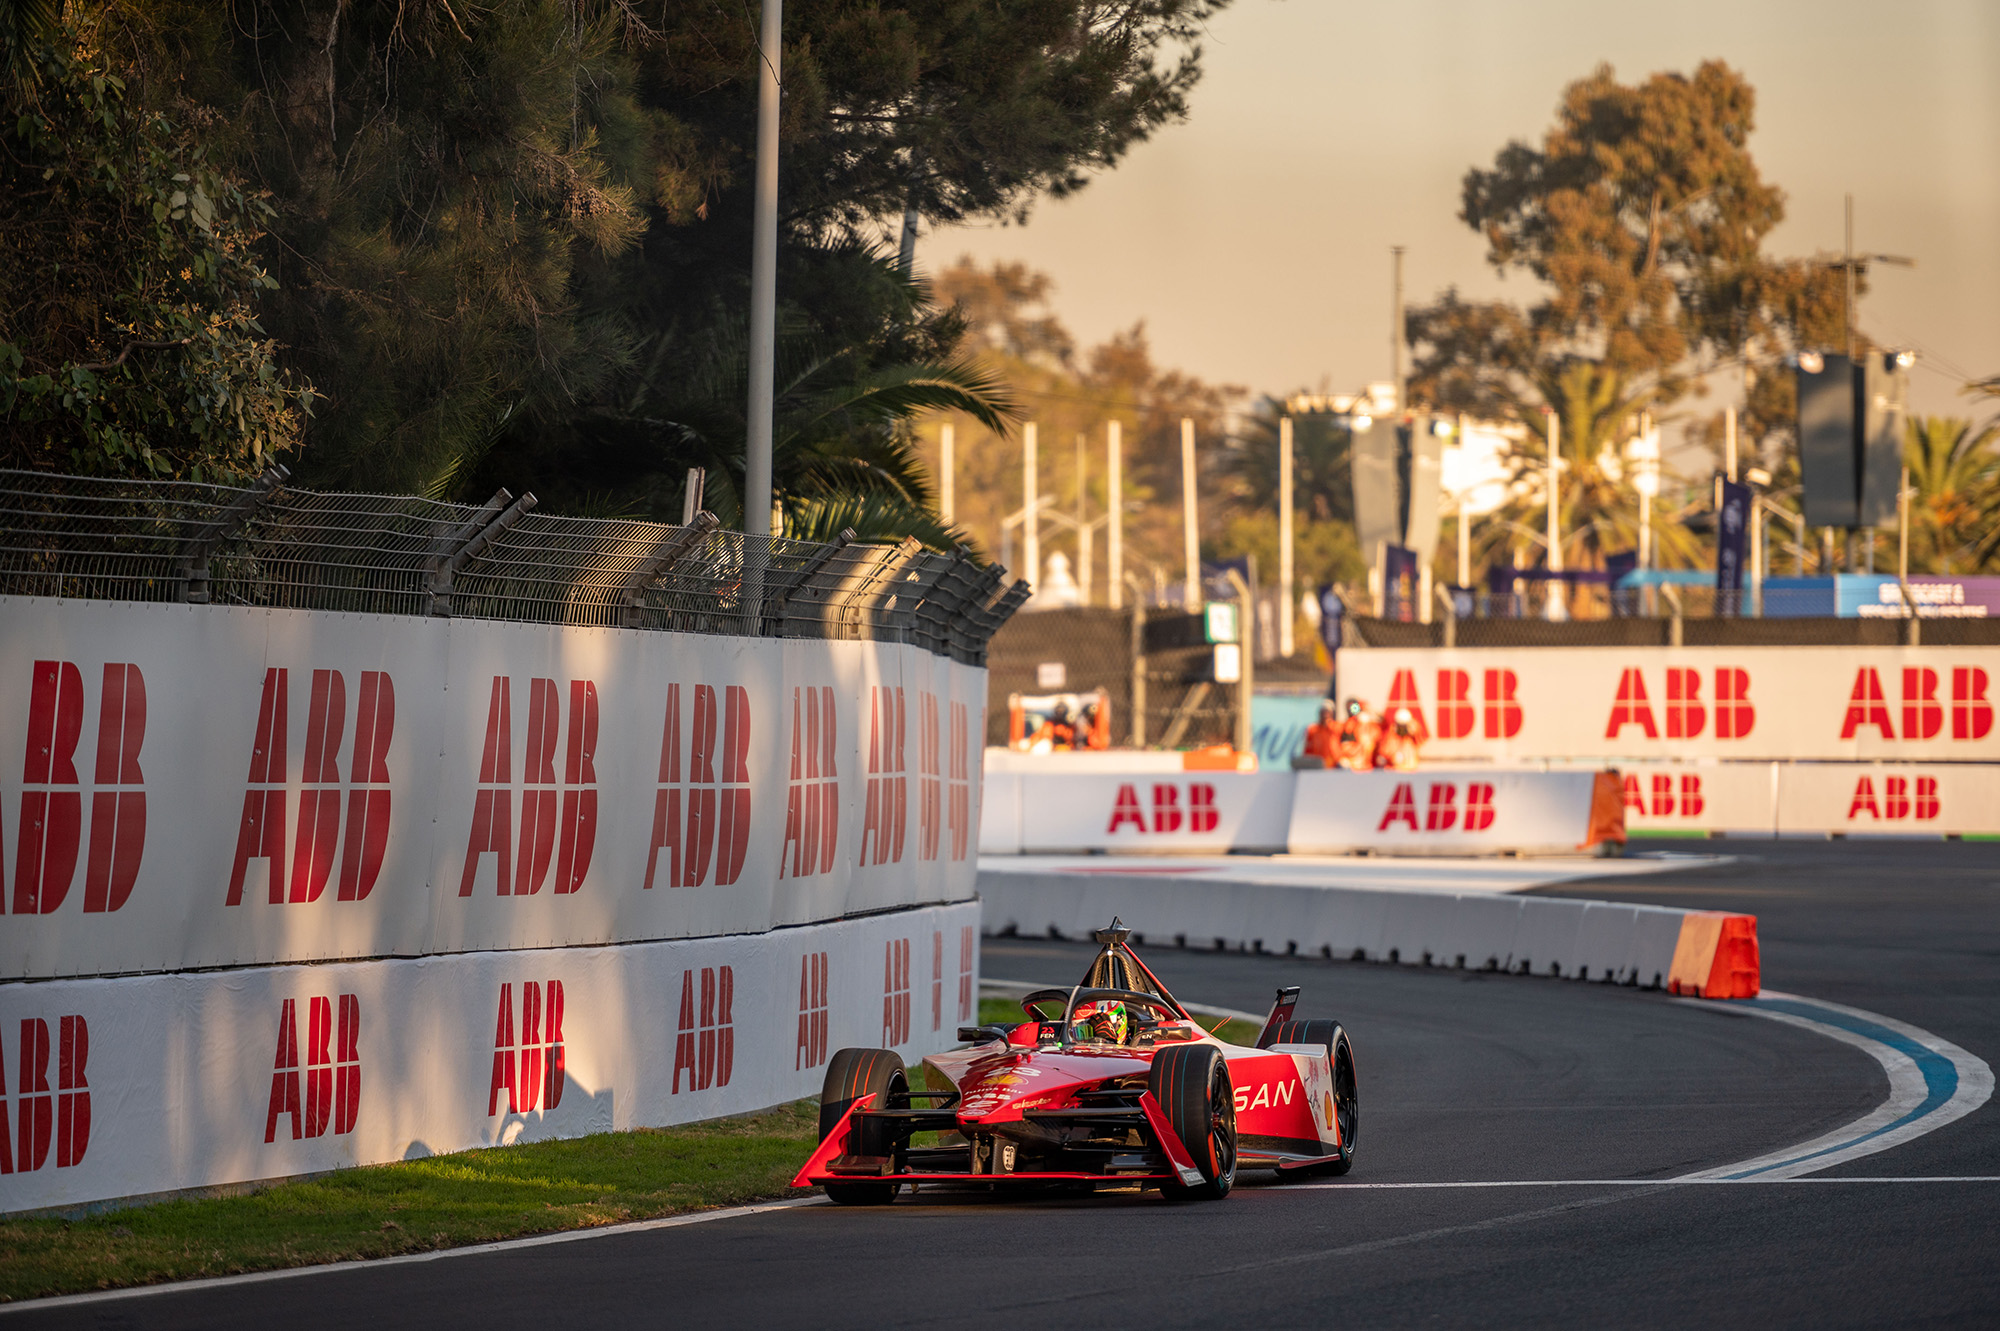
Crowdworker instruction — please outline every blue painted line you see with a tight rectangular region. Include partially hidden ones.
[1721,997,1959,1179]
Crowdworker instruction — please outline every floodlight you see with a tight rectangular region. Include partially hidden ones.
[1797,351,1824,374]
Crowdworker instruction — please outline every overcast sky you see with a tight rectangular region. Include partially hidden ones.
[929,0,2000,444]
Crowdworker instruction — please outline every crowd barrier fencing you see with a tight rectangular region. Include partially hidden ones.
[0,597,989,980]
[0,901,979,1214]
[977,866,1755,999]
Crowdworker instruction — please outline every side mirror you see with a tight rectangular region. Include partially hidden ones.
[957,1024,1012,1045]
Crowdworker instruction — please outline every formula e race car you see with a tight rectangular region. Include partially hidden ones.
[793,920,1358,1203]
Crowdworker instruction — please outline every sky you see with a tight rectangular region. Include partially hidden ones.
[927,0,2000,453]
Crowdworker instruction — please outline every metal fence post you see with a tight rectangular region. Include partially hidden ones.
[428,491,537,617]
[178,465,290,603]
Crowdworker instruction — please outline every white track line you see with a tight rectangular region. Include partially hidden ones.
[1291,1177,2000,1189]
[0,1197,825,1315]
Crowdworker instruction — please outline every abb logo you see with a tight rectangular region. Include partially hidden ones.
[1622,772,1707,818]
[489,981,566,1115]
[796,951,829,1071]
[882,938,912,1046]
[1405,668,1521,741]
[642,683,750,890]
[1840,668,1992,742]
[229,668,395,907]
[1377,781,1496,833]
[930,931,944,1033]
[947,700,972,861]
[1606,668,1755,741]
[1,1015,91,1173]
[1107,782,1218,834]
[9,660,146,916]
[957,925,975,1023]
[672,966,734,1093]
[860,687,906,867]
[265,994,360,1143]
[459,676,598,897]
[919,694,943,861]
[1847,775,1940,821]
[779,686,838,880]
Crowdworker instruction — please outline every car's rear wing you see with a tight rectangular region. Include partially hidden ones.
[1255,986,1301,1048]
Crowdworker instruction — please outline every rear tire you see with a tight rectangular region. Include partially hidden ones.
[1149,1045,1236,1201]
[1271,1019,1358,1175]
[818,1048,907,1205]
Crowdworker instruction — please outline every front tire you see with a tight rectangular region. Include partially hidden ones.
[818,1048,908,1205]
[1271,1018,1358,1175]
[1150,1045,1237,1201]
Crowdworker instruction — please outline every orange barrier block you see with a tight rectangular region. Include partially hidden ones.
[1666,911,1761,999]
[1182,745,1257,772]
[1580,769,1628,851]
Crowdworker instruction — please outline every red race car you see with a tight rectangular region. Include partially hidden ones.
[793,920,1359,1203]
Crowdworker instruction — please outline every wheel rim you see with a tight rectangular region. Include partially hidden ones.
[1208,1063,1237,1179]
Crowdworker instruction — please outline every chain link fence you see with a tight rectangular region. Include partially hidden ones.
[0,468,1028,664]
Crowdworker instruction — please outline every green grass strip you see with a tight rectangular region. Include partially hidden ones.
[2,999,1266,1304]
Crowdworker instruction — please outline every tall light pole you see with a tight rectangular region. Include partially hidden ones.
[743,0,782,547]
[1545,409,1564,620]
[1181,418,1200,611]
[1107,421,1123,610]
[1278,415,1295,658]
[1023,422,1039,590]
[1390,246,1406,415]
[1074,431,1090,606]
[938,422,954,525]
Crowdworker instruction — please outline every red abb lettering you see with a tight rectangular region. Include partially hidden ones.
[228,668,394,907]
[1387,670,1429,735]
[1464,783,1496,832]
[1377,783,1419,832]
[1846,777,1880,819]
[947,700,972,862]
[1916,775,1940,819]
[265,994,359,1143]
[859,687,907,867]
[1482,670,1522,739]
[958,925,976,1023]
[13,662,148,917]
[489,981,566,1115]
[1882,777,1911,820]
[0,1015,90,1173]
[643,682,748,890]
[672,966,735,1093]
[1188,783,1218,833]
[460,676,597,896]
[1424,783,1458,831]
[1151,784,1182,833]
[931,930,944,1033]
[1435,670,1474,740]
[1840,669,1896,740]
[919,694,942,861]
[1605,669,1659,740]
[1952,668,1993,741]
[1650,773,1675,816]
[1715,668,1755,739]
[1901,668,1942,741]
[1666,668,1706,739]
[780,686,839,879]
[1621,773,1645,813]
[1107,783,1145,833]
[1680,774,1705,817]
[880,940,911,1046]
[796,952,829,1071]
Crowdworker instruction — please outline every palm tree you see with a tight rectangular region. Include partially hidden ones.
[1904,415,2000,574]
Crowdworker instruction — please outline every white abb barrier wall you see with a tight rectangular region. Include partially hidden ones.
[0,901,978,1213]
[0,597,986,979]
[1287,769,1606,855]
[980,867,1688,985]
[1339,646,2000,762]
[1609,760,2000,837]
[979,767,1610,856]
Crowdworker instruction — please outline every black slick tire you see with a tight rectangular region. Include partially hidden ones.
[1149,1044,1237,1201]
[818,1047,907,1205]
[1271,1018,1358,1175]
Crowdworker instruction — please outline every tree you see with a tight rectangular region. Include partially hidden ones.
[1903,415,2000,574]
[1,11,313,480]
[1407,62,1844,577]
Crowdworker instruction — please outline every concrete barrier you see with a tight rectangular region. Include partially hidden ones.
[978,864,1755,997]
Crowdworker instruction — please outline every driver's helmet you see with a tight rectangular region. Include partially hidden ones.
[1069,1000,1128,1046]
[1344,698,1365,718]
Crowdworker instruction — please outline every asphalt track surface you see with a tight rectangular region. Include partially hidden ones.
[13,842,1999,1328]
